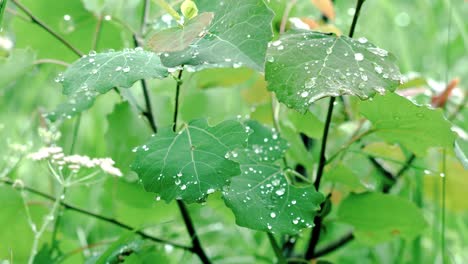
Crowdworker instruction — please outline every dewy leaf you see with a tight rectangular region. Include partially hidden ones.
[132,119,249,203]
[223,120,324,234]
[147,12,214,52]
[47,48,168,121]
[359,93,456,156]
[265,31,401,112]
[161,0,274,72]
[338,192,427,245]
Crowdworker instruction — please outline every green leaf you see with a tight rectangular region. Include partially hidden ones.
[132,119,248,203]
[161,0,274,72]
[359,93,456,156]
[181,0,198,20]
[324,164,365,191]
[147,12,214,52]
[48,49,168,121]
[223,121,324,234]
[338,192,427,245]
[265,32,401,112]
[106,102,151,175]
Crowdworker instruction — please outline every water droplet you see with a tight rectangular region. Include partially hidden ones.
[271,40,282,47]
[270,212,276,218]
[374,65,383,74]
[123,66,130,73]
[180,185,187,190]
[156,196,161,201]
[292,219,299,225]
[354,53,364,61]
[300,91,309,98]
[358,37,368,44]
[275,188,285,196]
[60,14,75,34]
[326,47,332,54]
[291,200,296,205]
[368,47,388,57]
[207,188,215,194]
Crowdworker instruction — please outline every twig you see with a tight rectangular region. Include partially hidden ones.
[11,0,84,57]
[279,0,297,34]
[312,232,354,258]
[91,15,103,50]
[33,59,70,67]
[267,233,287,264]
[0,178,192,251]
[309,153,417,257]
[305,0,366,260]
[134,0,158,133]
[132,4,209,262]
[171,70,211,264]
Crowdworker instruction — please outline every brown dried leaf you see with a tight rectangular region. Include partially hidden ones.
[310,0,335,20]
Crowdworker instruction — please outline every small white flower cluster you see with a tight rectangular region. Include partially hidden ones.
[38,127,61,145]
[28,146,122,177]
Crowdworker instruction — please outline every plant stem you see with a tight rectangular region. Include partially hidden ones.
[312,232,354,258]
[1,178,191,251]
[308,153,417,258]
[305,0,366,259]
[171,69,211,264]
[132,4,209,261]
[11,0,84,57]
[91,16,103,51]
[27,185,65,264]
[267,233,287,264]
[133,0,158,133]
[33,59,70,67]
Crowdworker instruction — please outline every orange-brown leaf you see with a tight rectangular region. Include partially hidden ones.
[310,0,335,20]
[431,78,460,108]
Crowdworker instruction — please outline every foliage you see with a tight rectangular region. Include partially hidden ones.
[0,0,467,263]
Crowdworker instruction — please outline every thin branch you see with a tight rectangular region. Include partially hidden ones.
[0,178,192,251]
[134,0,158,133]
[279,0,297,34]
[267,233,287,264]
[312,232,354,258]
[171,70,211,264]
[305,0,366,260]
[33,59,70,67]
[172,70,183,131]
[11,0,84,57]
[91,16,103,51]
[313,97,335,191]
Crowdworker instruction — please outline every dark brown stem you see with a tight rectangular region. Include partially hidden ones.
[305,0,366,260]
[11,0,84,57]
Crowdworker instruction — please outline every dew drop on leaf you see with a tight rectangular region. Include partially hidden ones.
[354,53,364,61]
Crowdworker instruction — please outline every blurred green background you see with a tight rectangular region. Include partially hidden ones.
[0,0,467,263]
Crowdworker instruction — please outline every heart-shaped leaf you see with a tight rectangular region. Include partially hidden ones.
[132,119,249,203]
[223,121,324,234]
[265,31,401,112]
[338,192,427,245]
[359,93,456,156]
[48,48,168,121]
[161,0,274,72]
